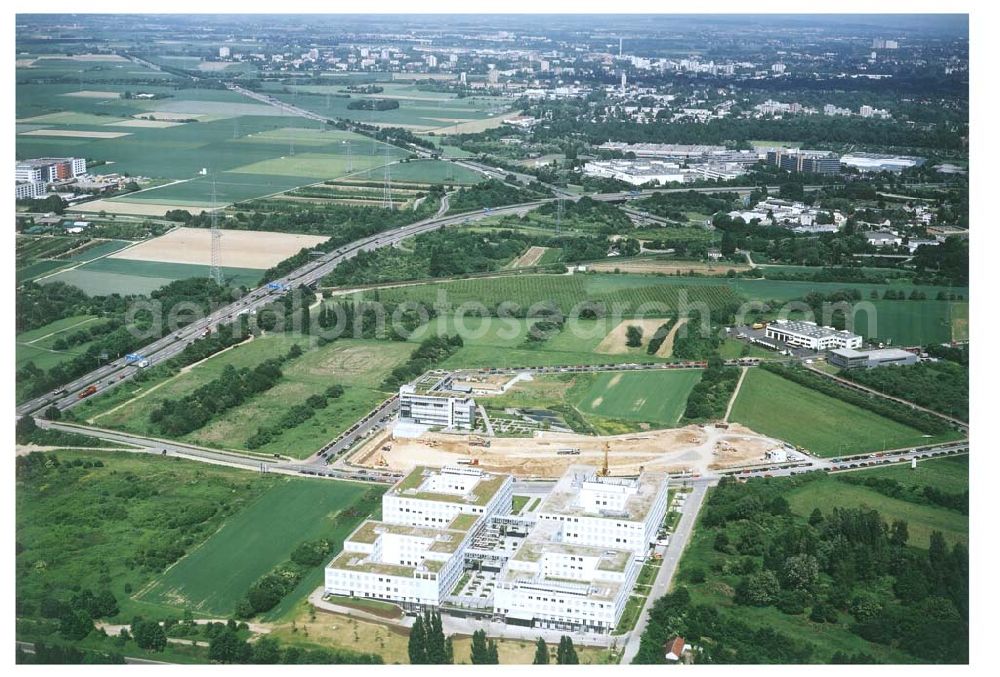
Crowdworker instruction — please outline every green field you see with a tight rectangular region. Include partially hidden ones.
[351,159,483,185]
[16,449,280,622]
[407,314,676,369]
[40,257,264,296]
[572,370,701,428]
[79,335,412,458]
[17,78,405,206]
[845,454,968,494]
[136,477,378,616]
[262,82,511,132]
[364,273,741,316]
[785,473,967,549]
[729,368,945,456]
[16,314,103,372]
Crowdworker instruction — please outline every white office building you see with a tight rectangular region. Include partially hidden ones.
[325,465,513,609]
[15,181,45,200]
[494,467,669,633]
[583,159,687,186]
[765,319,863,350]
[399,380,476,430]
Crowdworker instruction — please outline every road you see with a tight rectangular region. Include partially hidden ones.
[14,193,559,419]
[622,480,709,664]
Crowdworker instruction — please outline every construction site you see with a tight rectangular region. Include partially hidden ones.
[347,422,787,479]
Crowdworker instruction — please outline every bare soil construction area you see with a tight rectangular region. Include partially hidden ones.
[108,227,329,268]
[509,246,548,268]
[594,318,672,355]
[350,422,784,478]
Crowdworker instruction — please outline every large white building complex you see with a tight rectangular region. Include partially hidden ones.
[398,373,476,430]
[494,467,669,633]
[324,464,669,635]
[765,319,863,350]
[325,465,513,608]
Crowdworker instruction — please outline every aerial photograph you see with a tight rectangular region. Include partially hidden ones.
[10,4,979,670]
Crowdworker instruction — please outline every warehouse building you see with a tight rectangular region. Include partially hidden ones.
[765,319,862,350]
[827,347,919,370]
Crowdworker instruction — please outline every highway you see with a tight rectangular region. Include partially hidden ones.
[15,194,563,418]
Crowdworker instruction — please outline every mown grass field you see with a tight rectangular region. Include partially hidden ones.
[729,368,948,456]
[136,477,379,616]
[571,370,701,428]
[842,454,968,494]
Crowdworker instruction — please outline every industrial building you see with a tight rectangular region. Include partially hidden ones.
[398,373,476,430]
[840,153,925,173]
[766,149,841,174]
[324,464,670,634]
[583,159,687,186]
[827,347,919,370]
[765,319,863,351]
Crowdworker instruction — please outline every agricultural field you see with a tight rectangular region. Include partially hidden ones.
[478,369,700,434]
[729,368,946,456]
[78,335,413,458]
[349,158,483,185]
[362,273,742,317]
[136,477,380,616]
[570,370,702,430]
[17,75,405,209]
[261,82,513,134]
[40,257,263,296]
[15,235,133,283]
[108,226,329,269]
[15,449,281,622]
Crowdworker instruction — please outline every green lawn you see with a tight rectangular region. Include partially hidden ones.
[351,159,483,185]
[851,454,968,494]
[571,370,701,428]
[16,314,102,372]
[136,477,380,616]
[729,368,944,456]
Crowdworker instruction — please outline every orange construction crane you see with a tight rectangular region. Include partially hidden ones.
[599,441,610,477]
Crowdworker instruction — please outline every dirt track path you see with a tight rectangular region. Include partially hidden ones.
[655,317,688,357]
[724,366,749,422]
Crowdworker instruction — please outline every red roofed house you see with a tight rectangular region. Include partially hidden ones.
[664,636,691,662]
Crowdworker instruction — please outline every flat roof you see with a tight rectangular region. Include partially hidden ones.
[830,347,915,360]
[538,465,667,523]
[392,466,509,507]
[769,319,859,340]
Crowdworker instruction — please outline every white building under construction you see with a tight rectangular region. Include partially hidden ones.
[323,464,669,634]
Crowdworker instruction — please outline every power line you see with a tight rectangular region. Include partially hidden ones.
[381,143,393,210]
[209,177,222,285]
